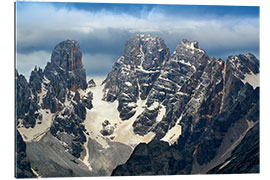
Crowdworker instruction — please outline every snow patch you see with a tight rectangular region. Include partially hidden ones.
[136,68,159,74]
[18,109,54,142]
[127,102,137,108]
[112,99,155,148]
[83,78,117,149]
[161,124,182,145]
[138,44,145,69]
[161,115,183,145]
[218,159,232,170]
[155,84,173,92]
[38,83,48,106]
[80,137,93,171]
[241,72,259,89]
[155,104,166,124]
[31,168,41,178]
[176,91,189,96]
[83,77,155,149]
[148,101,159,111]
[43,76,50,84]
[178,59,192,66]
[125,82,132,87]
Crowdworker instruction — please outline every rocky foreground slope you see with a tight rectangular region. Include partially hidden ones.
[15,34,259,177]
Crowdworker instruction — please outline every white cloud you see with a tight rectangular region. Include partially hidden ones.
[16,3,259,77]
[17,3,259,48]
[16,50,51,80]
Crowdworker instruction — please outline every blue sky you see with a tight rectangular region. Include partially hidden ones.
[16,1,259,79]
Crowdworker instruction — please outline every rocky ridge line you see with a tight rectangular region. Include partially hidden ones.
[110,35,259,175]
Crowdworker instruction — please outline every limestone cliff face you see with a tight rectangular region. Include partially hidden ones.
[46,40,87,94]
[102,34,170,120]
[51,40,83,71]
[16,35,260,177]
[16,40,92,172]
[111,37,260,176]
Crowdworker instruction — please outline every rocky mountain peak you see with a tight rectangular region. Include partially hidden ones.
[181,39,199,47]
[112,37,259,176]
[169,39,207,70]
[226,53,259,80]
[175,39,205,54]
[51,40,83,71]
[122,34,170,70]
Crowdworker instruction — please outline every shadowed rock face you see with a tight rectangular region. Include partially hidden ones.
[207,123,259,174]
[15,130,36,178]
[102,34,170,120]
[111,37,260,176]
[44,41,90,158]
[132,39,208,137]
[16,70,40,128]
[16,40,92,173]
[51,40,83,71]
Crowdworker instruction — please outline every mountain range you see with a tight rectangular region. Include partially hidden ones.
[15,34,259,177]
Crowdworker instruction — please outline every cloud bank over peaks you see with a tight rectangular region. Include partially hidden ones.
[16,2,259,79]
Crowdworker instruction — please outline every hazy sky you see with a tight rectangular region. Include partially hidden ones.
[16,2,259,79]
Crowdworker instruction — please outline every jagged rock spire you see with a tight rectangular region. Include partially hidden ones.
[51,40,83,71]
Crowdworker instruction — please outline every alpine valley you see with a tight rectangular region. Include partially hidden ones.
[15,34,259,177]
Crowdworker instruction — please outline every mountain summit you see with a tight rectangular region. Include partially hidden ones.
[51,40,83,71]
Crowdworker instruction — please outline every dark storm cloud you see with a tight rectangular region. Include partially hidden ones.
[16,28,131,78]
[17,28,131,56]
